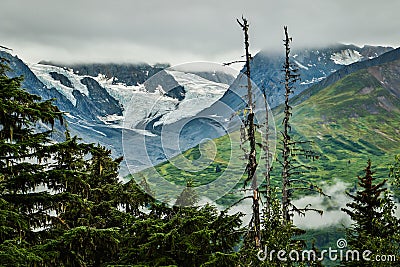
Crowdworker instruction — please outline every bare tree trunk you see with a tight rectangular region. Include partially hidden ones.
[279,27,327,224]
[262,89,271,216]
[237,17,260,249]
[282,26,292,224]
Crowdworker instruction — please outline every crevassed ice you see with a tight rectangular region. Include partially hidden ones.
[30,63,90,106]
[330,49,363,65]
[153,70,228,126]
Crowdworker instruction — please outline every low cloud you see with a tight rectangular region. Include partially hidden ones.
[199,179,400,231]
[1,0,399,65]
[293,181,352,229]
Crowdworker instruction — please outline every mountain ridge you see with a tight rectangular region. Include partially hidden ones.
[135,55,400,207]
[291,46,400,106]
[216,44,393,112]
[0,52,237,174]
[1,43,398,177]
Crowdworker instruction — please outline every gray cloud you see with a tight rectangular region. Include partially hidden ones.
[1,0,399,65]
[293,181,400,230]
[293,181,352,229]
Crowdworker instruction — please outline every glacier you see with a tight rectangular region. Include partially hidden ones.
[30,63,231,131]
[330,49,363,65]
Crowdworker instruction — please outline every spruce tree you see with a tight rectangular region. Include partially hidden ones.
[0,54,245,267]
[119,190,243,266]
[342,160,400,266]
[36,136,127,266]
[390,154,400,200]
[0,56,63,265]
[0,56,138,266]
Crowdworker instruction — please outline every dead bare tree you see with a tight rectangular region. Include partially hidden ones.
[261,88,272,216]
[239,16,261,250]
[280,26,329,224]
[281,26,297,223]
[225,16,261,249]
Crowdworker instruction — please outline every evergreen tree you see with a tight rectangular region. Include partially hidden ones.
[35,136,128,266]
[390,154,400,201]
[119,192,243,266]
[0,55,245,267]
[390,154,400,182]
[0,56,142,266]
[252,187,306,267]
[0,56,64,265]
[342,160,400,266]
[174,179,198,207]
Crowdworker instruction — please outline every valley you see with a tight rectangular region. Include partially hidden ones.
[2,45,399,244]
[1,45,399,191]
[2,2,400,265]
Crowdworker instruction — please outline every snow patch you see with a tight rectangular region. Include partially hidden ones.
[300,76,326,85]
[123,91,178,129]
[69,121,107,137]
[93,73,147,106]
[30,63,230,136]
[98,114,124,124]
[30,63,90,106]
[294,60,309,70]
[330,49,363,65]
[130,129,158,137]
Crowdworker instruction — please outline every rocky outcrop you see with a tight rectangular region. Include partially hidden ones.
[39,61,169,86]
[80,77,123,117]
[49,72,73,88]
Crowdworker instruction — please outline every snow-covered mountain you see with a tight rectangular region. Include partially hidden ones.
[234,44,394,109]
[196,45,397,152]
[30,63,232,132]
[0,54,236,175]
[1,43,394,176]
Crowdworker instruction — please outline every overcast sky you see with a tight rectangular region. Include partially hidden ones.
[1,0,399,66]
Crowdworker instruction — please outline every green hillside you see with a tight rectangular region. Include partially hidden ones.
[132,64,400,207]
[134,131,251,206]
[279,67,400,186]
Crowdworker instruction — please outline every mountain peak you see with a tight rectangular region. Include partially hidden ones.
[231,44,395,109]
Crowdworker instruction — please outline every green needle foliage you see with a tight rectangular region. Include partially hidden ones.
[390,154,400,200]
[119,203,243,266]
[341,160,400,266]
